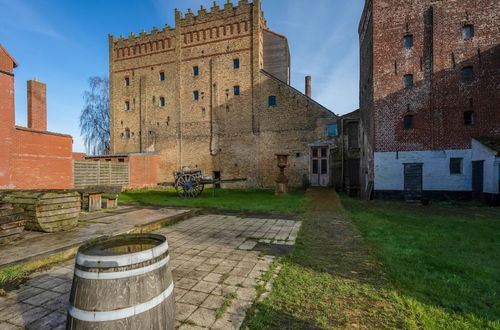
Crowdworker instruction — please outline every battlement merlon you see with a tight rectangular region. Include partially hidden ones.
[109,0,265,47]
[175,0,262,27]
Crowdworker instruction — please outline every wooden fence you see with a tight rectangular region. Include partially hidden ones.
[73,161,129,187]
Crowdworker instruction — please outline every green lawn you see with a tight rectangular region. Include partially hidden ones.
[244,190,500,329]
[120,188,500,328]
[342,197,500,328]
[119,188,305,215]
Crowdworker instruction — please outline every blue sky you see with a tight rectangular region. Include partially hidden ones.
[0,0,363,153]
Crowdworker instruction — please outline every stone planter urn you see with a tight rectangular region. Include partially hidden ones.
[275,154,289,195]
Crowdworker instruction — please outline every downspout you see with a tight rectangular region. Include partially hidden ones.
[209,58,217,156]
[341,117,345,191]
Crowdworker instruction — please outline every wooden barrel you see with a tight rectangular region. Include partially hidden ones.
[0,201,26,244]
[0,190,79,232]
[67,234,175,330]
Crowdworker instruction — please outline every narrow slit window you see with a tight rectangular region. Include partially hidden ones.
[159,71,165,81]
[159,96,165,107]
[125,129,131,138]
[125,100,130,111]
[403,35,413,49]
[268,95,276,106]
[404,115,414,129]
[233,85,240,96]
[404,74,414,88]
[233,58,240,69]
[193,91,199,101]
[124,76,130,86]
[193,66,199,76]
[463,25,474,39]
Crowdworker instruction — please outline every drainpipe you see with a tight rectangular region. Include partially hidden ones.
[340,117,345,191]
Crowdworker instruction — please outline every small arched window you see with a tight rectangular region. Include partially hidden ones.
[461,66,473,82]
[403,35,413,49]
[463,25,474,39]
[125,128,131,138]
[464,111,474,125]
[404,115,414,129]
[159,96,166,107]
[404,74,414,88]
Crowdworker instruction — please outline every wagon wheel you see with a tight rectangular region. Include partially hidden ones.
[175,174,204,198]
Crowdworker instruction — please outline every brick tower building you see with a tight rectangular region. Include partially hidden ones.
[359,0,500,203]
[109,0,338,187]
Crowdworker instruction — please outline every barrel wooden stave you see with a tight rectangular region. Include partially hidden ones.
[67,299,175,330]
[67,234,175,330]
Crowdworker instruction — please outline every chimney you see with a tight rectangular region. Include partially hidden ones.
[305,76,312,98]
[27,79,47,131]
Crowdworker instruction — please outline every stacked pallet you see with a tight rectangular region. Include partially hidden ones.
[0,200,26,244]
[0,191,80,233]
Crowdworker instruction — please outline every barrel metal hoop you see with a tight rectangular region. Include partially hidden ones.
[74,254,170,280]
[76,240,169,268]
[68,282,174,322]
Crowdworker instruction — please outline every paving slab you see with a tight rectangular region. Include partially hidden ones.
[0,214,301,329]
[0,207,192,268]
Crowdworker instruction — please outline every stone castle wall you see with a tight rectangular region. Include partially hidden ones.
[109,0,338,187]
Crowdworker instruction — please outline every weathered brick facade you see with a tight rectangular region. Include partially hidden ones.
[359,0,500,201]
[109,0,338,188]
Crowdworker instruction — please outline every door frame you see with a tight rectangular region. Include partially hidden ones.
[403,163,423,201]
[309,145,330,187]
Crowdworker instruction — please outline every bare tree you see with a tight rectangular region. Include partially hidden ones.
[80,76,110,155]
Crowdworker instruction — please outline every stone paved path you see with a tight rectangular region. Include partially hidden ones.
[0,214,301,329]
[0,206,191,267]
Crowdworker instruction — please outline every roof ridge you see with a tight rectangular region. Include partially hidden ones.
[260,69,336,116]
[0,44,19,68]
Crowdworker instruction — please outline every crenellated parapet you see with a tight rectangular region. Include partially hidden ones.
[109,0,262,60]
[176,0,254,27]
[110,25,176,61]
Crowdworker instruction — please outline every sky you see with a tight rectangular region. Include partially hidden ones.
[0,0,364,153]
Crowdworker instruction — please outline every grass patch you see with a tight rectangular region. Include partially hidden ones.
[120,188,305,215]
[342,197,500,328]
[244,189,405,329]
[243,189,500,329]
[216,291,237,320]
[219,272,230,285]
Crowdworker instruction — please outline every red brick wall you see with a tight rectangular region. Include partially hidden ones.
[72,152,86,160]
[128,154,159,188]
[0,47,16,188]
[11,127,73,190]
[363,0,500,153]
[27,80,47,131]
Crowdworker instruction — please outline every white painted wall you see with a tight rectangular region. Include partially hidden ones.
[374,149,472,191]
[472,139,499,194]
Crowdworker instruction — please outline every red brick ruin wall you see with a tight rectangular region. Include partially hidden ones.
[0,50,15,188]
[368,0,500,152]
[0,48,74,190]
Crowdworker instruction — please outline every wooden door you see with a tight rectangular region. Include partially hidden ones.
[472,161,484,200]
[404,163,423,201]
[310,147,329,187]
